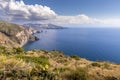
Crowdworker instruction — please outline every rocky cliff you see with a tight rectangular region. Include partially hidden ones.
[0,20,37,48]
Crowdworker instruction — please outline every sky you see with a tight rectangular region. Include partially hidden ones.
[0,0,120,27]
[22,0,120,17]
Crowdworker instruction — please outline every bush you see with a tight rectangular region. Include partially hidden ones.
[16,55,50,67]
[91,62,101,67]
[53,68,68,73]
[0,46,10,54]
[103,62,110,69]
[70,55,80,60]
[105,76,118,80]
[68,67,88,80]
[13,47,24,54]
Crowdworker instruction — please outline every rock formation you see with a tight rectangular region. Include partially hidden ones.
[0,20,38,48]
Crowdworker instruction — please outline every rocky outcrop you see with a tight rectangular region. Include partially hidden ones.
[23,26,37,34]
[0,32,19,48]
[0,20,38,48]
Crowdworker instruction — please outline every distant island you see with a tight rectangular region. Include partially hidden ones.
[0,20,120,80]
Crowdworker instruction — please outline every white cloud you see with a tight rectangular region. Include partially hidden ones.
[0,0,120,27]
[51,14,99,24]
[46,15,120,27]
[0,0,57,21]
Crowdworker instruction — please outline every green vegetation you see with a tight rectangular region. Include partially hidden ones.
[91,62,101,67]
[13,47,25,54]
[69,68,88,80]
[70,55,80,60]
[16,55,50,67]
[0,46,120,80]
[102,62,110,69]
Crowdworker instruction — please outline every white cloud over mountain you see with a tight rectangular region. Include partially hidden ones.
[52,15,100,24]
[0,0,120,27]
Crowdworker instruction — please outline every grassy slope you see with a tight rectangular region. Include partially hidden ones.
[0,46,120,80]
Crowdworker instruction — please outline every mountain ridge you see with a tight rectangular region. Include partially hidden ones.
[23,23,65,30]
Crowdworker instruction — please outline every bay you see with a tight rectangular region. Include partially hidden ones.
[23,28,120,63]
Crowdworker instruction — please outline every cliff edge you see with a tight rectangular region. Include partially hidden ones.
[0,20,37,48]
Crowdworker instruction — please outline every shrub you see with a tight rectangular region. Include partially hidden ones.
[16,55,50,67]
[53,68,68,73]
[70,55,80,60]
[91,62,101,67]
[103,62,110,69]
[68,67,88,80]
[0,46,10,54]
[13,47,24,54]
[57,58,67,63]
[105,76,118,80]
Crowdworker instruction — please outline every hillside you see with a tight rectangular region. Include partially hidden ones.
[0,46,120,80]
[0,20,37,48]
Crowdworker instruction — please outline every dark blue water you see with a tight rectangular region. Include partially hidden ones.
[23,28,120,63]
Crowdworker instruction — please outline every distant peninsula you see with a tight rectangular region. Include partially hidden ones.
[23,23,66,30]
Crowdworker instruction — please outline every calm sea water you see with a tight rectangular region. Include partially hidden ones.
[23,28,120,63]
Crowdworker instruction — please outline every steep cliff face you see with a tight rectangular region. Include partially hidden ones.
[0,32,19,48]
[0,20,37,48]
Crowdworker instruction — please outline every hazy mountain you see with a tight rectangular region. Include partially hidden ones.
[23,23,65,30]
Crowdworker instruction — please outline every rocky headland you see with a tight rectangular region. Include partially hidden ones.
[0,20,38,48]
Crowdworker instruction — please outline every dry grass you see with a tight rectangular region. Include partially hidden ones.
[0,47,120,80]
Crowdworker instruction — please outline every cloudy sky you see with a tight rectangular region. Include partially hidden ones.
[0,0,120,27]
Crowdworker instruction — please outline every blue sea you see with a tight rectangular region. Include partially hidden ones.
[23,28,120,63]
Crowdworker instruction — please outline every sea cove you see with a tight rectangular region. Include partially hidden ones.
[23,28,120,63]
